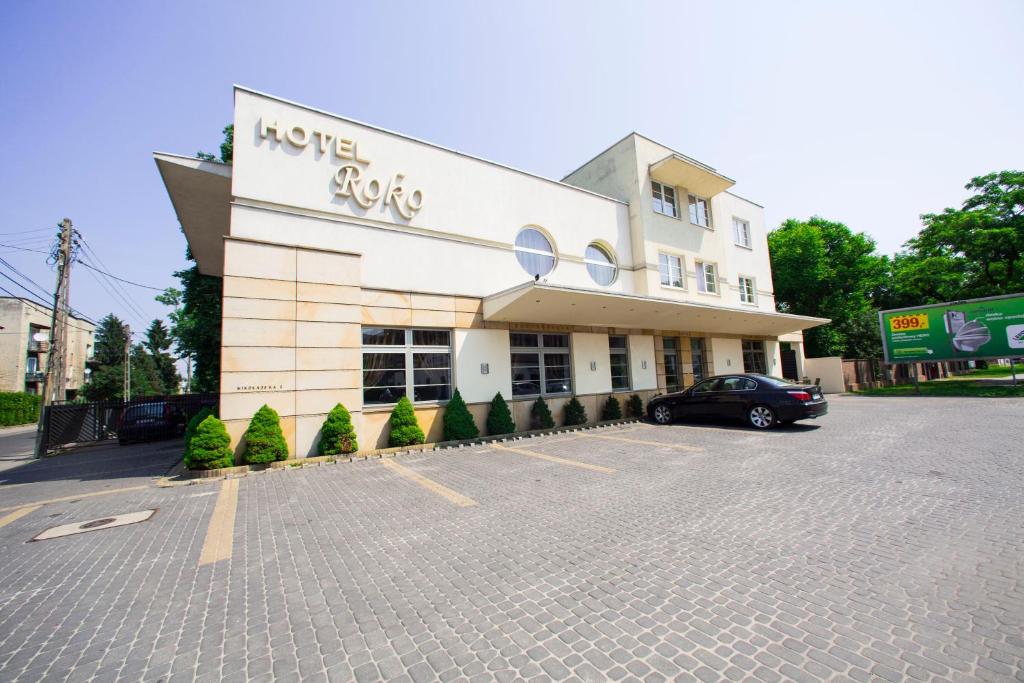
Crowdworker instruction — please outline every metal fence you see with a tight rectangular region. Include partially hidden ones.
[41,393,218,453]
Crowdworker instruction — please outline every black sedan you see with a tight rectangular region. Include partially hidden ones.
[647,374,827,429]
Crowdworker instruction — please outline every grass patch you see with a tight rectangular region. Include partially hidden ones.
[956,365,1022,379]
[855,380,1024,398]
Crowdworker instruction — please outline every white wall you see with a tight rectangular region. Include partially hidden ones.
[454,329,512,403]
[628,335,657,390]
[802,356,845,394]
[572,333,611,395]
[232,88,634,299]
[711,337,743,375]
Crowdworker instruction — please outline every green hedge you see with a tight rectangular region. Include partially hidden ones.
[0,392,41,426]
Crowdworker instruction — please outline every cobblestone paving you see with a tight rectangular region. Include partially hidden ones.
[0,395,1022,682]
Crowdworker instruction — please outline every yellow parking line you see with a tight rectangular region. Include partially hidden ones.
[0,485,150,514]
[579,432,704,452]
[0,505,41,529]
[490,442,616,473]
[381,459,478,507]
[199,478,239,566]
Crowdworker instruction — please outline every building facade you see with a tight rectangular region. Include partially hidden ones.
[0,297,95,399]
[156,87,826,456]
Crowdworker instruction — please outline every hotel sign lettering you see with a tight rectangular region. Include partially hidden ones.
[259,118,425,220]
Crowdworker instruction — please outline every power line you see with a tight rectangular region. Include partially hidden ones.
[75,234,158,323]
[0,256,97,324]
[0,243,49,254]
[75,259,165,291]
[0,227,54,236]
[0,286,96,334]
[79,257,149,326]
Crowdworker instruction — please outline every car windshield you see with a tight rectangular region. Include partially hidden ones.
[124,403,165,420]
[751,375,802,388]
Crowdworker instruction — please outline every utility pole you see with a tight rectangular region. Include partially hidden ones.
[34,218,74,457]
[123,324,132,402]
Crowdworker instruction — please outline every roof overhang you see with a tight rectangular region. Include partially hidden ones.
[154,152,231,276]
[649,154,735,198]
[483,283,829,336]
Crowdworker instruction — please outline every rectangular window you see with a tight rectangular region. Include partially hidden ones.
[658,253,684,288]
[742,339,767,374]
[609,335,630,391]
[362,327,452,405]
[688,194,712,228]
[733,217,751,248]
[26,356,39,374]
[663,337,681,392]
[652,181,677,218]
[511,332,572,396]
[739,276,756,304]
[696,261,717,294]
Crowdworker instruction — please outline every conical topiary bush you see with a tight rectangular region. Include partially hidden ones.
[243,404,289,464]
[601,396,623,421]
[443,389,479,441]
[530,396,555,429]
[388,396,425,447]
[564,396,587,426]
[627,394,644,418]
[183,406,214,461]
[318,403,358,455]
[185,415,234,470]
[486,391,515,435]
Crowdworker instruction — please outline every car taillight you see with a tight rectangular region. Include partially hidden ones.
[787,391,812,401]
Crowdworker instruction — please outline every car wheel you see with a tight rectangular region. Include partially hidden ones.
[652,404,673,425]
[747,405,776,429]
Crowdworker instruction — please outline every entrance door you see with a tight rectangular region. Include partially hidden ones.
[690,338,707,383]
[781,349,798,380]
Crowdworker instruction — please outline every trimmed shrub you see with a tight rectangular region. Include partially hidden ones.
[530,396,555,429]
[486,392,516,435]
[185,415,234,470]
[0,392,42,426]
[627,393,644,418]
[601,396,623,421]
[564,396,587,426]
[388,396,425,447]
[243,404,289,464]
[318,403,358,455]
[442,389,479,441]
[183,406,214,459]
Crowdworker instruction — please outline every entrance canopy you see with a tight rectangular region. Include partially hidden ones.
[154,152,231,276]
[483,282,829,336]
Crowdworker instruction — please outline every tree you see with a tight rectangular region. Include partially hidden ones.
[895,171,1024,303]
[486,392,515,435]
[319,403,358,455]
[243,405,289,464]
[564,396,588,426]
[601,396,622,421]
[196,124,233,164]
[129,344,164,398]
[144,319,180,394]
[442,389,479,441]
[530,396,555,429]
[162,263,222,393]
[388,396,425,447]
[83,314,130,401]
[768,217,891,358]
[183,406,214,460]
[185,415,234,470]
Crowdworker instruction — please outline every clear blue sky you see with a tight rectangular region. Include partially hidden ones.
[1,0,1021,333]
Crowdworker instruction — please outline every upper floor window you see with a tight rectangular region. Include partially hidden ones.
[652,181,677,218]
[514,228,556,277]
[733,218,751,248]
[696,261,717,294]
[609,335,630,391]
[362,328,452,405]
[688,194,712,228]
[739,276,756,304]
[658,253,684,288]
[584,243,617,286]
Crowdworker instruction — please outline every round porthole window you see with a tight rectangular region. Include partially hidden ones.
[585,243,617,286]
[514,228,556,277]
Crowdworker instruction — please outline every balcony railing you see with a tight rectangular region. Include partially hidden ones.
[27,340,50,353]
[25,371,45,382]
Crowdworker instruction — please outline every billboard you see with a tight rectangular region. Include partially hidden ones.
[879,293,1024,364]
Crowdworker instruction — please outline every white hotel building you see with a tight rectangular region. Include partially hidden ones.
[156,87,826,456]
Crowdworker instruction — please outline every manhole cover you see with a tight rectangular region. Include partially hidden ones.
[80,518,117,529]
[32,510,156,542]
